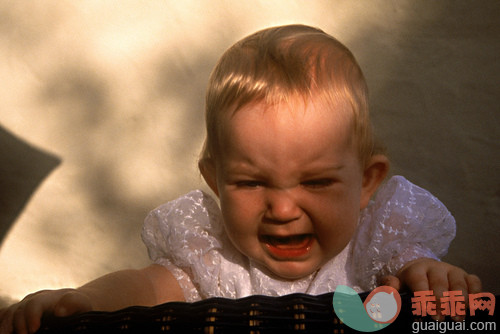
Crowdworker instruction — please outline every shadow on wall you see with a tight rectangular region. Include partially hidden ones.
[30,49,223,247]
[0,125,60,244]
[0,2,244,303]
[359,1,500,292]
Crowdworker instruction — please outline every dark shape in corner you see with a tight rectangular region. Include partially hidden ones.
[0,124,61,244]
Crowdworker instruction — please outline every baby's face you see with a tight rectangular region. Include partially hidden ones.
[212,99,368,279]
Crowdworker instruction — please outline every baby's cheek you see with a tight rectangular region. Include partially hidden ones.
[317,219,356,254]
[223,224,260,258]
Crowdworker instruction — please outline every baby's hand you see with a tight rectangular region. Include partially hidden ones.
[0,289,92,334]
[381,258,482,321]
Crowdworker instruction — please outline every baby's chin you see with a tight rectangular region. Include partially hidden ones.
[249,248,335,280]
[259,259,322,281]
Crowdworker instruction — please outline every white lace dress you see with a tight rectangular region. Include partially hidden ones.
[141,176,456,302]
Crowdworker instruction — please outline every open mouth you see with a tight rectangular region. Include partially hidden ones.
[260,234,314,259]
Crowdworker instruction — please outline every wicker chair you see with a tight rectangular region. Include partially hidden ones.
[36,291,498,333]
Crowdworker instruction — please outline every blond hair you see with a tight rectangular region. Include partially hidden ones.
[200,24,384,167]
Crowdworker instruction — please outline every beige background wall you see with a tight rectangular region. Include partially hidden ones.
[1,0,498,305]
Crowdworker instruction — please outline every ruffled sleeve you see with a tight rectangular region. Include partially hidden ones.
[141,190,226,302]
[350,175,456,291]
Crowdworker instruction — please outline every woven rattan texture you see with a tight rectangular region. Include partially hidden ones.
[36,292,497,333]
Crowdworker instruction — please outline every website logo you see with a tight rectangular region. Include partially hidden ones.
[411,290,495,317]
[333,285,402,332]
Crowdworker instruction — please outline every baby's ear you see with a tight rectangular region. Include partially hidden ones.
[198,158,219,196]
[360,155,389,209]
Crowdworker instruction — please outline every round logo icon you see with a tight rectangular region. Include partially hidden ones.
[333,285,402,332]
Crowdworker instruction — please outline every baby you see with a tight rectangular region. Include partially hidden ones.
[0,24,481,333]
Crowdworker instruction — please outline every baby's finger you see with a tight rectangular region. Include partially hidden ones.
[447,270,469,295]
[399,268,429,293]
[0,306,14,334]
[0,308,8,332]
[466,274,482,294]
[379,275,401,290]
[427,267,450,321]
[427,266,450,295]
[11,290,67,334]
[54,291,92,317]
[12,305,30,334]
[22,297,48,334]
[446,270,470,322]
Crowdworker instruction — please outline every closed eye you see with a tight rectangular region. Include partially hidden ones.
[301,178,335,189]
[235,180,265,188]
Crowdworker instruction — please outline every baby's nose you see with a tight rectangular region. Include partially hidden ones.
[264,189,301,223]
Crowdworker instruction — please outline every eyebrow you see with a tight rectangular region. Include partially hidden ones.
[224,162,260,175]
[224,162,346,175]
[301,164,345,176]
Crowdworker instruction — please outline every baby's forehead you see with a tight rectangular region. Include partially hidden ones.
[218,98,353,146]
[224,95,353,127]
